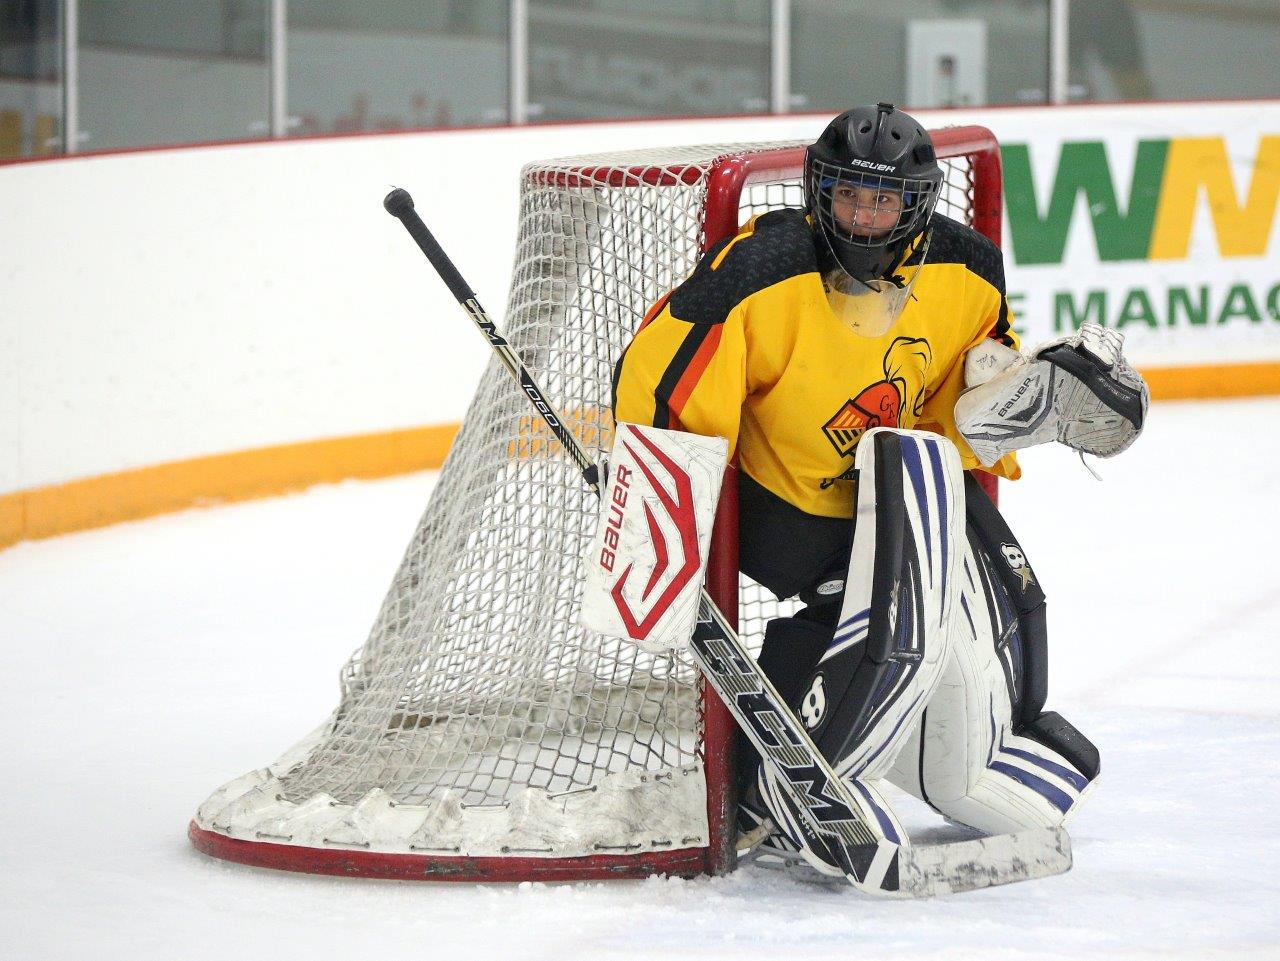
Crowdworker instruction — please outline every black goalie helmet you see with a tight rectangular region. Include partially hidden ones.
[804,103,943,285]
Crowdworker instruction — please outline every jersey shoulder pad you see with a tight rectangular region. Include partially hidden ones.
[667,207,817,325]
[912,214,1006,293]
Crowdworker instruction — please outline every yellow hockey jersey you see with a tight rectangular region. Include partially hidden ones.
[613,209,1020,520]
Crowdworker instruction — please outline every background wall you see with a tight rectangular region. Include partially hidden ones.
[2,101,1277,526]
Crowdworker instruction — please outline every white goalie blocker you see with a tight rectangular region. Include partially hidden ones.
[580,422,728,653]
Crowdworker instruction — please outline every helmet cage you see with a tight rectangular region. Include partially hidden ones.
[805,157,940,282]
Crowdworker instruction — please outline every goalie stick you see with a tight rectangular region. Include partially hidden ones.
[382,186,1070,897]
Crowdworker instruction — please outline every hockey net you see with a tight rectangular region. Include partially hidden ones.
[190,127,1003,881]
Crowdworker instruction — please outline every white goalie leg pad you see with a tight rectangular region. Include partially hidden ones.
[579,421,727,654]
[955,324,1150,467]
[887,537,1095,835]
[754,429,968,876]
[820,428,968,784]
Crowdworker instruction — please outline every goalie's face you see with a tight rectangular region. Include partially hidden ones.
[830,183,905,238]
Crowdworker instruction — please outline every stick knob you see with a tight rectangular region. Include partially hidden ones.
[383,187,415,218]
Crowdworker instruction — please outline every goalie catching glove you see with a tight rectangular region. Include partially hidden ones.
[955,323,1150,467]
[579,422,728,654]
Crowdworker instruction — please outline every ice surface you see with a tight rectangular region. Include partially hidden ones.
[2,397,1279,960]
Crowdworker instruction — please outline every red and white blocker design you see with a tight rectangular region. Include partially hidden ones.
[580,422,728,653]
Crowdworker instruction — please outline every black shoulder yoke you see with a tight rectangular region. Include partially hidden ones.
[667,208,818,325]
[908,214,1006,293]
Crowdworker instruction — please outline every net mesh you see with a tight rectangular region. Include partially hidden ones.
[268,140,979,820]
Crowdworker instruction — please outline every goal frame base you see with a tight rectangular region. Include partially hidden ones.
[188,821,714,882]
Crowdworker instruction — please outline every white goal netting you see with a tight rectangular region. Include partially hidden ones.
[194,139,984,865]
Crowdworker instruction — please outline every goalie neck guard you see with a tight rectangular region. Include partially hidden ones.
[804,103,943,288]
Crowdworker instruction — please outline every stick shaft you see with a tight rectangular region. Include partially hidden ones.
[385,193,598,486]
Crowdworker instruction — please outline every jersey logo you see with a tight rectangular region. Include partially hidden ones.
[822,380,902,457]
[821,337,933,459]
[819,463,858,490]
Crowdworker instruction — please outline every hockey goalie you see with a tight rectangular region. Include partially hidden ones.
[590,103,1150,879]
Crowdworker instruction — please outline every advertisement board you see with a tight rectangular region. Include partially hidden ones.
[2,101,1277,543]
[986,103,1278,368]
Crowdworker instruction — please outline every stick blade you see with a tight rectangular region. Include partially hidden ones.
[898,826,1072,897]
